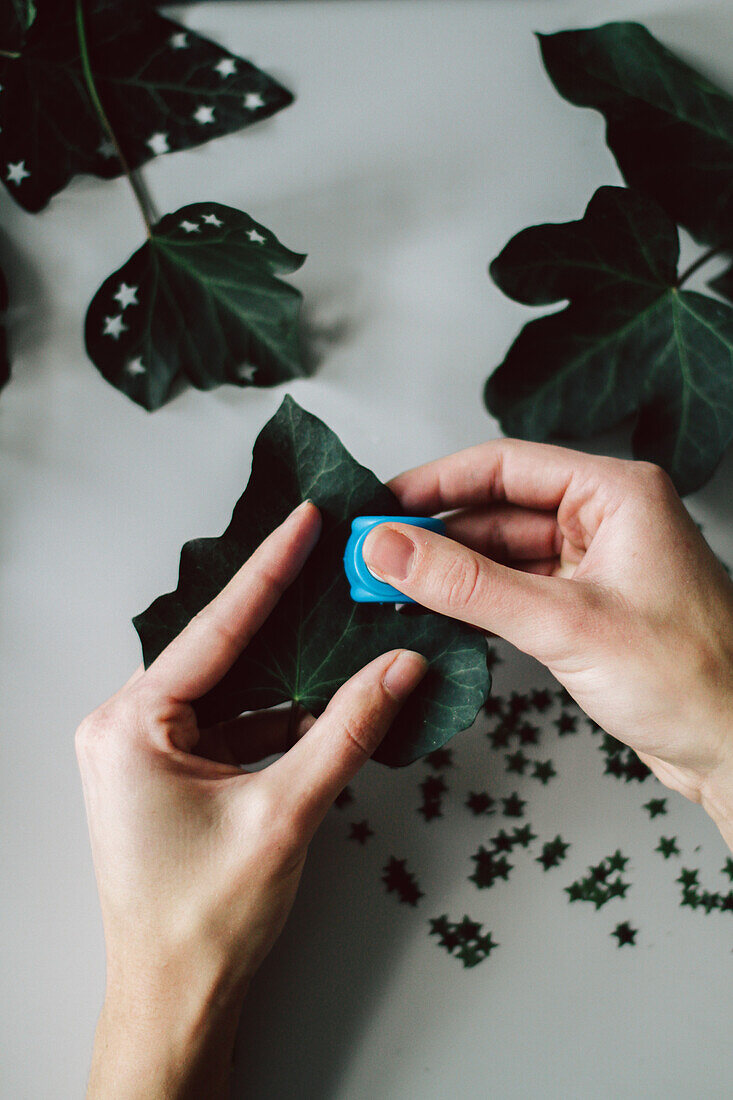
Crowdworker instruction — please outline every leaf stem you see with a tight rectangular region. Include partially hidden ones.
[74,0,154,237]
[287,699,302,750]
[677,246,722,287]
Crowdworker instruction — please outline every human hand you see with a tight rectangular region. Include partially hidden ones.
[362,442,733,850]
[76,501,426,1099]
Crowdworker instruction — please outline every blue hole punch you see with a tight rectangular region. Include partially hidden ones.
[344,515,446,603]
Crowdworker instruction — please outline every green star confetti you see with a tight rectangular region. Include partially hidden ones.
[382,858,423,907]
[611,921,637,947]
[655,836,680,859]
[348,820,373,845]
[502,792,526,818]
[470,847,513,889]
[465,791,495,816]
[505,749,530,775]
[536,835,570,870]
[429,914,498,967]
[531,759,557,785]
[643,798,668,818]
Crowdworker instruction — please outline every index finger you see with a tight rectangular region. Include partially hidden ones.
[144,501,321,702]
[388,437,604,514]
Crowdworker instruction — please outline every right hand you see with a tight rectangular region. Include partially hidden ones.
[362,440,733,850]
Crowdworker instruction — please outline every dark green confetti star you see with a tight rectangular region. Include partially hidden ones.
[490,829,516,853]
[470,847,513,889]
[555,712,578,735]
[722,858,733,882]
[511,824,537,848]
[565,881,586,903]
[589,861,610,883]
[429,915,449,938]
[508,692,532,718]
[643,797,668,818]
[349,819,373,845]
[700,891,721,914]
[607,876,630,900]
[530,688,553,712]
[489,721,513,749]
[465,791,495,816]
[677,868,699,888]
[483,696,505,717]
[536,835,570,870]
[425,748,454,771]
[517,722,541,745]
[502,792,526,818]
[680,887,701,909]
[612,921,637,947]
[720,891,733,912]
[606,850,629,873]
[382,858,423,906]
[456,916,482,942]
[531,759,557,785]
[655,836,680,859]
[430,914,498,967]
[505,749,530,775]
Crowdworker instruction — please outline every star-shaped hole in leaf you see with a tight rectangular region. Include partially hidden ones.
[0,4,293,212]
[133,398,491,767]
[485,185,733,495]
[85,204,307,409]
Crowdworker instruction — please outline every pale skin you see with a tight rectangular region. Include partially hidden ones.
[77,442,733,1098]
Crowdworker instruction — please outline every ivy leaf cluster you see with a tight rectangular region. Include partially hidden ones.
[0,0,300,404]
[486,22,733,494]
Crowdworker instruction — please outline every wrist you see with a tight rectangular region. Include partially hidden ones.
[88,950,247,1099]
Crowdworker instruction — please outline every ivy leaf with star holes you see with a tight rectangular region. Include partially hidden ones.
[85,204,307,409]
[0,2,293,212]
[133,397,491,767]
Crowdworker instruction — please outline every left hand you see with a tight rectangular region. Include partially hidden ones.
[76,501,426,1099]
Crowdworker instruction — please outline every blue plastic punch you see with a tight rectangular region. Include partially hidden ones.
[344,515,446,603]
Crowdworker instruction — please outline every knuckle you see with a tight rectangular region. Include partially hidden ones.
[191,605,239,652]
[632,461,674,499]
[440,552,483,612]
[340,716,374,759]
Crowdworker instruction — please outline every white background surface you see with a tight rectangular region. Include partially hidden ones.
[2,2,732,1097]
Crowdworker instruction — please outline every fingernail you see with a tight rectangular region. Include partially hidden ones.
[364,527,415,581]
[382,651,428,699]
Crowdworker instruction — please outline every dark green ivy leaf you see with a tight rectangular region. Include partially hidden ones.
[1,0,36,50]
[84,203,306,410]
[0,3,292,212]
[538,22,733,249]
[485,186,733,495]
[133,397,490,766]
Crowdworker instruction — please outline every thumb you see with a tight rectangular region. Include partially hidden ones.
[263,649,428,833]
[363,522,592,662]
